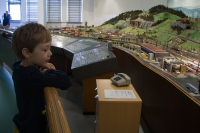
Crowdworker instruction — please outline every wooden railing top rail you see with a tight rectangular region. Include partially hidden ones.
[44,87,71,133]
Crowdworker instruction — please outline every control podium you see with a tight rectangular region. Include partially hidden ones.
[51,35,78,55]
[50,35,78,73]
[64,38,104,59]
[71,46,118,113]
[95,79,142,133]
[50,36,106,74]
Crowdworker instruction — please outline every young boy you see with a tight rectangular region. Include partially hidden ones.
[12,23,72,133]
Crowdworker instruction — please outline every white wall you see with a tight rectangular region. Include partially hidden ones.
[0,0,7,24]
[94,0,167,26]
[62,0,67,22]
[38,0,46,26]
[21,0,26,23]
[82,0,94,26]
[140,0,167,10]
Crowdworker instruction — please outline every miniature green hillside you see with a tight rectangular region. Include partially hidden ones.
[98,5,200,51]
[153,12,180,21]
[149,5,186,18]
[102,10,142,25]
[102,5,186,25]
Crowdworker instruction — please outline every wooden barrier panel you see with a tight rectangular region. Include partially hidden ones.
[44,87,71,133]
[112,46,200,133]
[14,87,71,133]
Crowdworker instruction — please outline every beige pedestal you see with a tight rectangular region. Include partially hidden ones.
[95,79,142,133]
[82,72,114,114]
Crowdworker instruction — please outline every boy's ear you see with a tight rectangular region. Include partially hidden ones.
[22,48,31,58]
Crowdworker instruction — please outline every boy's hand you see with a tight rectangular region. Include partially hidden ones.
[40,63,56,72]
[45,63,56,70]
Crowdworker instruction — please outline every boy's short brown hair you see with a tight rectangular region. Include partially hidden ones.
[12,22,52,59]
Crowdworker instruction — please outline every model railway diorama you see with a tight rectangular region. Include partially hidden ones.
[45,5,200,97]
[1,5,200,98]
[1,3,200,133]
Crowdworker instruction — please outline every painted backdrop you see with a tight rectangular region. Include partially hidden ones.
[167,0,200,18]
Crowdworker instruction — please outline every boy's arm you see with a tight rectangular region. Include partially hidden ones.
[31,69,72,90]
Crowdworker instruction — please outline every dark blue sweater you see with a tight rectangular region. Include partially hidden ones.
[12,61,72,133]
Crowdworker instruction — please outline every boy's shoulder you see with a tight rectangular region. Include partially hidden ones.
[12,61,39,74]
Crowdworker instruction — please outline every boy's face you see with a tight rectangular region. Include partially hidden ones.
[28,42,52,67]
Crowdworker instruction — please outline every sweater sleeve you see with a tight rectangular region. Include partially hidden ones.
[29,69,72,90]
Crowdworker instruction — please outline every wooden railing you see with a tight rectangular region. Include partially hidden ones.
[14,87,71,133]
[44,87,71,133]
[112,47,200,133]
